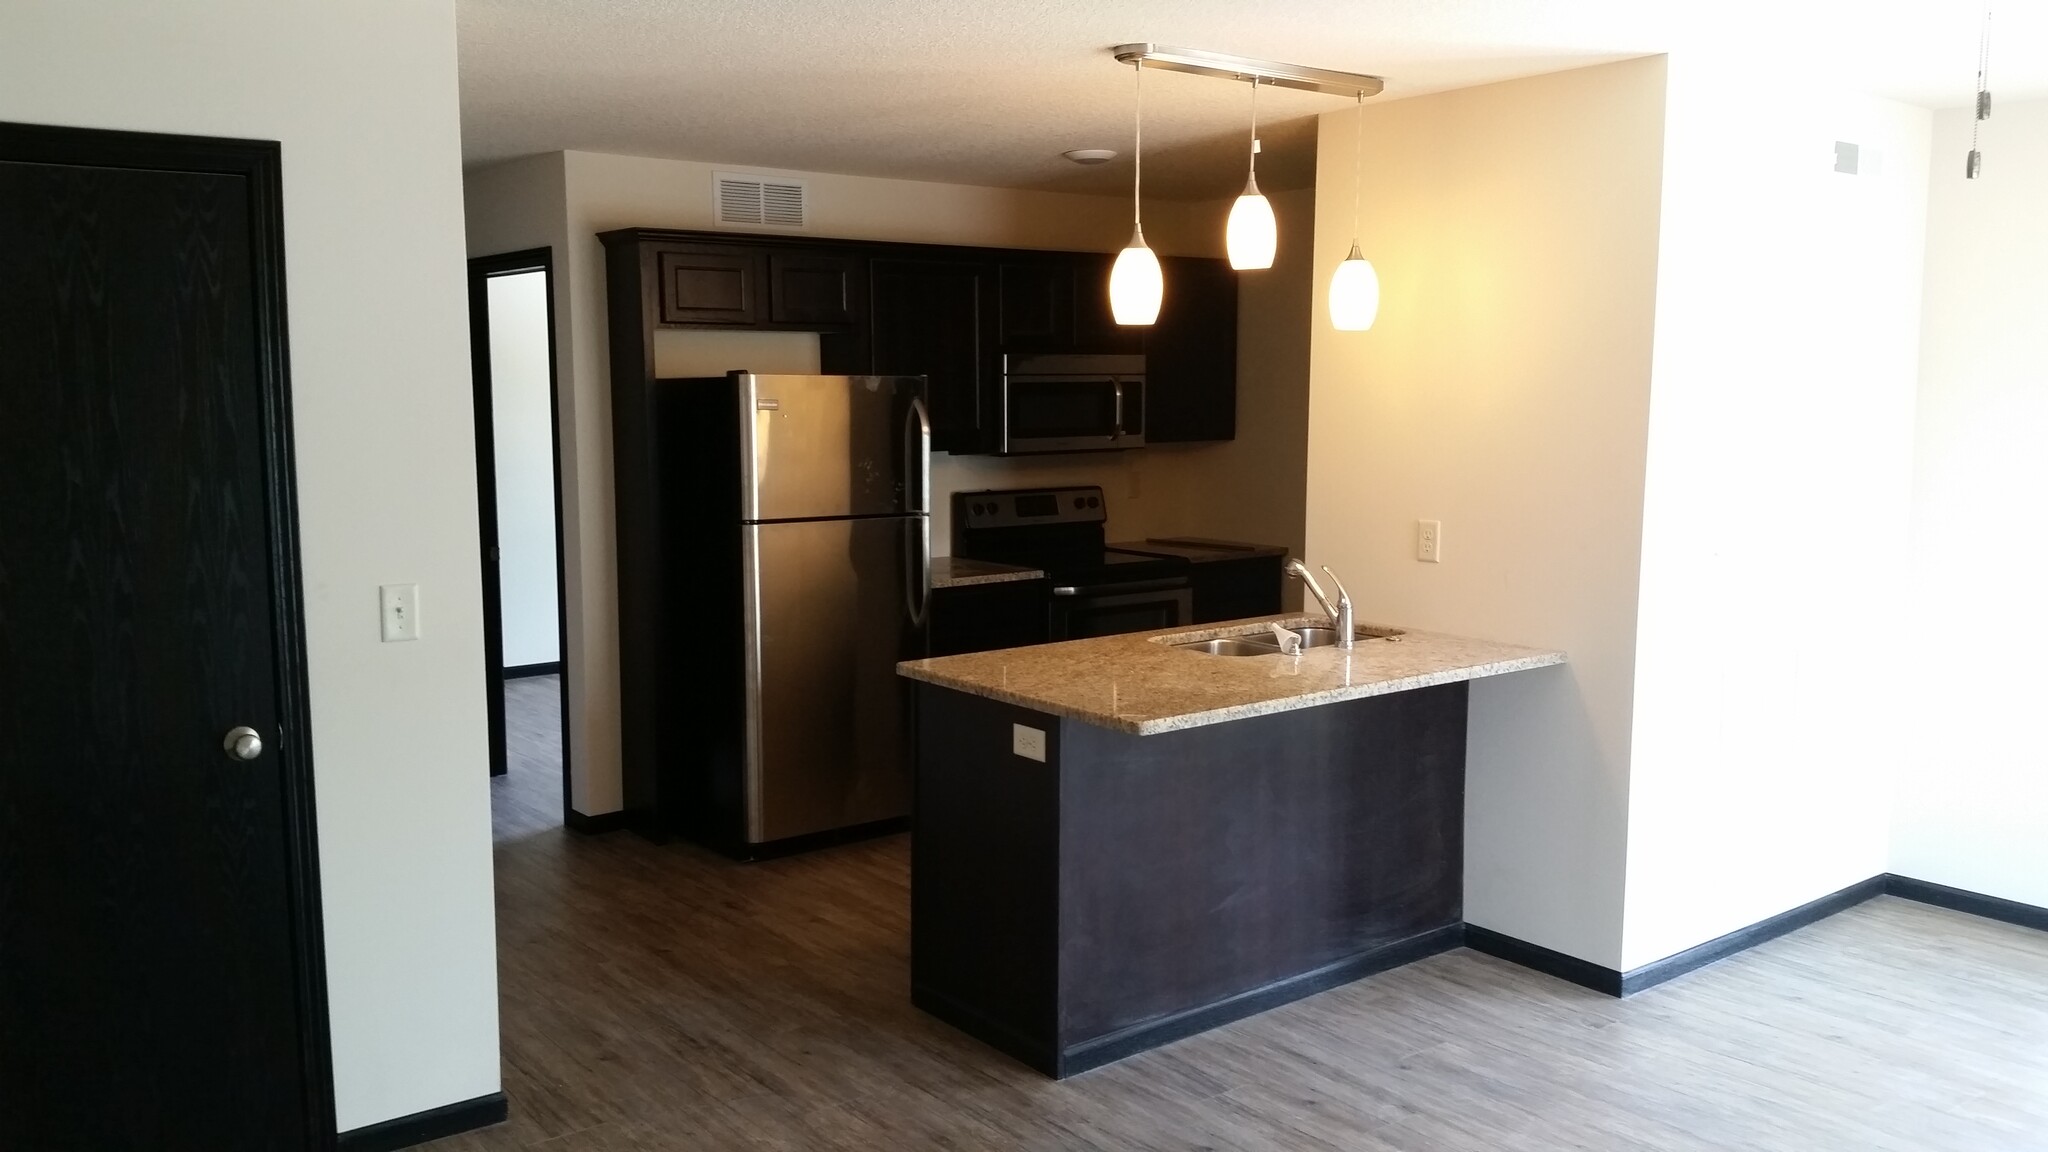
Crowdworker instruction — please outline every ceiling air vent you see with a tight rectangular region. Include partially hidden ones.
[714,172,807,229]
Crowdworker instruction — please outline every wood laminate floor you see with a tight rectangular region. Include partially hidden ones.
[464,686,2048,1151]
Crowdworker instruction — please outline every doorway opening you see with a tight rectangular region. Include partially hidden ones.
[468,249,571,840]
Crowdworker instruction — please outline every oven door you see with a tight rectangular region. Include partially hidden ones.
[1001,375,1146,454]
[1049,577,1191,640]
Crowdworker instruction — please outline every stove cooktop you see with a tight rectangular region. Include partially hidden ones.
[951,486,1188,587]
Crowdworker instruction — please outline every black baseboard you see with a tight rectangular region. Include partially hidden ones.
[502,661,561,680]
[1887,873,2048,933]
[1619,875,1887,995]
[565,808,630,835]
[1468,875,1889,998]
[1059,924,1467,1077]
[1463,925,1622,996]
[912,982,1057,1076]
[337,1092,507,1152]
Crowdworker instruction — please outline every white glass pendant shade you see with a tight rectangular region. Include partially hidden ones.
[1225,176,1277,270]
[1110,227,1164,326]
[1328,241,1380,331]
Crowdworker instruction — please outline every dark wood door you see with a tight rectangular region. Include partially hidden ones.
[870,258,995,454]
[0,126,330,1149]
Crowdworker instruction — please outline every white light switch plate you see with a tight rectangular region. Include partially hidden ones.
[380,583,420,642]
[1417,520,1443,564]
[1012,723,1047,763]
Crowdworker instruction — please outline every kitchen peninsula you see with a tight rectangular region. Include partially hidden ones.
[897,616,1564,1076]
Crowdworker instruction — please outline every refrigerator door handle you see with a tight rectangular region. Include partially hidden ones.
[905,391,931,514]
[903,388,932,628]
[904,516,931,627]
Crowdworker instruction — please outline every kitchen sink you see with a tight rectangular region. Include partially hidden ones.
[1169,624,1407,656]
[1292,625,1405,647]
[1172,638,1284,656]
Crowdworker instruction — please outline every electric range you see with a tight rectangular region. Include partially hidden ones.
[951,486,1193,639]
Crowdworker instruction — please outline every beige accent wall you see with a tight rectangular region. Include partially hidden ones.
[1306,58,1669,968]
[3,0,501,1130]
[463,151,1315,817]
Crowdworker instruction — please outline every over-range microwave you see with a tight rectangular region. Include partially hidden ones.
[999,353,1145,454]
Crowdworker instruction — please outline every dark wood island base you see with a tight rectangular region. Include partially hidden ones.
[910,679,1471,1077]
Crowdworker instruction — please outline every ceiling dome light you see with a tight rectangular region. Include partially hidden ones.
[1109,61,1162,325]
[1226,79,1276,270]
[1063,148,1119,165]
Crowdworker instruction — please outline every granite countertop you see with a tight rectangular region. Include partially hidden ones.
[929,556,1046,590]
[896,615,1566,735]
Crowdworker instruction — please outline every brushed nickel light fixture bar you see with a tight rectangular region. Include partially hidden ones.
[1111,43,1384,99]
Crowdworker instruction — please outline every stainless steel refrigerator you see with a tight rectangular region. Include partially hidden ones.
[651,371,928,853]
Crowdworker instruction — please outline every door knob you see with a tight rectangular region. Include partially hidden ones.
[223,726,264,762]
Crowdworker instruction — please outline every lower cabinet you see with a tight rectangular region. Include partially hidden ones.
[928,579,1050,657]
[1188,555,1284,625]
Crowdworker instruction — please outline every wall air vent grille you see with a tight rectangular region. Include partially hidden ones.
[714,172,807,229]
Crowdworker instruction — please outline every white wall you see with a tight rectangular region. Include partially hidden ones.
[1894,97,2048,909]
[1621,63,1931,969]
[1307,58,1668,969]
[487,270,562,668]
[467,149,1315,816]
[1,0,499,1132]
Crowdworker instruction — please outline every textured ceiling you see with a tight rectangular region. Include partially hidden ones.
[457,0,2048,200]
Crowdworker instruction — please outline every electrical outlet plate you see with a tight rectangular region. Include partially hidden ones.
[1417,520,1442,564]
[1012,723,1047,763]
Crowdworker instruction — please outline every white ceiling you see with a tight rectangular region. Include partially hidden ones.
[457,0,2048,200]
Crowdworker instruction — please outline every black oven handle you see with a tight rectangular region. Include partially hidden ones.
[1053,586,1078,596]
[1112,380,1125,440]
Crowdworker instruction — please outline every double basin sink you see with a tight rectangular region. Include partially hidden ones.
[1169,624,1404,657]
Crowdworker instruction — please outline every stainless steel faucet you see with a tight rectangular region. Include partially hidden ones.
[1286,559,1356,650]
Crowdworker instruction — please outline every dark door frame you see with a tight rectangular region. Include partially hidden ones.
[0,121,335,1146]
[466,249,572,811]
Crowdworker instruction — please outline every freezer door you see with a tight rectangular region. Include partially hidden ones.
[741,514,926,843]
[739,373,928,521]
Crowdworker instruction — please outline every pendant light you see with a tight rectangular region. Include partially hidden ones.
[1328,91,1380,331]
[1966,9,1992,178]
[1226,77,1277,270]
[1109,60,1163,326]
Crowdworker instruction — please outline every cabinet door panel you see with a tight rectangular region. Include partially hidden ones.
[770,251,862,326]
[657,248,761,326]
[999,262,1076,348]
[871,258,994,454]
[1144,256,1237,442]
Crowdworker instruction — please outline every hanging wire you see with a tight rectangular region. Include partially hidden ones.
[1132,61,1145,228]
[1350,91,1364,242]
[1968,9,1991,178]
[1248,76,1261,179]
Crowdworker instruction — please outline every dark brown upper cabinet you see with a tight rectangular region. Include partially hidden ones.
[657,247,761,326]
[604,228,1235,455]
[998,260,1076,349]
[1144,256,1238,443]
[870,258,996,454]
[769,250,863,326]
